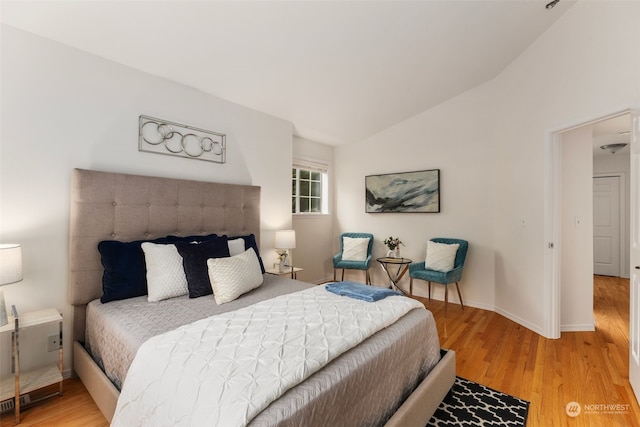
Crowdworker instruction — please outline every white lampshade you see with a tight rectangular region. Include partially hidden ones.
[0,244,22,327]
[0,244,23,286]
[275,230,296,249]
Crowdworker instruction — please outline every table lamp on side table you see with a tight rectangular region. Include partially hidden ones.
[275,230,296,273]
[0,244,22,326]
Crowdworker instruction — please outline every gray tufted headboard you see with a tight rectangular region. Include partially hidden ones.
[68,168,260,342]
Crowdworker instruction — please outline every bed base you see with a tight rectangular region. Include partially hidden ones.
[73,342,119,423]
[384,349,456,427]
[74,341,455,425]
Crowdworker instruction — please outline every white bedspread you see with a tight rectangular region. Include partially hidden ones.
[111,285,424,427]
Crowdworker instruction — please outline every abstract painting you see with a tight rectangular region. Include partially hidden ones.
[365,169,440,213]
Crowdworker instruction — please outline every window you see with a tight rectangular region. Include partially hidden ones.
[292,159,329,214]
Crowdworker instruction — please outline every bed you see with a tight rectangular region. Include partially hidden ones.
[68,168,456,426]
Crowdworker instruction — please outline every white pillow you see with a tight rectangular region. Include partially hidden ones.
[227,238,245,256]
[207,248,264,304]
[141,242,189,302]
[425,241,460,272]
[341,237,370,261]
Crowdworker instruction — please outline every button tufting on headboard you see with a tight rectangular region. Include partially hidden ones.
[68,168,261,342]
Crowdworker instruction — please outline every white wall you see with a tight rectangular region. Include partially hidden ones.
[594,152,631,278]
[335,80,497,309]
[560,126,594,331]
[492,0,639,335]
[292,136,335,283]
[0,25,293,376]
[334,1,640,335]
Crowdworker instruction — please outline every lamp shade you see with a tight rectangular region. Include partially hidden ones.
[0,244,23,286]
[275,230,296,249]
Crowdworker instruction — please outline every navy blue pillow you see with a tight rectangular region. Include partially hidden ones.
[176,237,230,298]
[229,234,265,274]
[166,233,218,243]
[169,233,265,274]
[98,237,170,303]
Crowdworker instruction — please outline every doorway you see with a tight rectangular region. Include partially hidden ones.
[545,111,632,337]
[547,109,639,400]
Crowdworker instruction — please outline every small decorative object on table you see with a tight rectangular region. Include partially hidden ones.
[383,236,404,258]
[274,230,296,273]
[276,249,288,273]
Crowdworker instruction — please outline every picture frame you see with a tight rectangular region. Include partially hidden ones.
[365,169,440,213]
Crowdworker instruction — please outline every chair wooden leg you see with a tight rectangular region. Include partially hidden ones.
[333,269,337,282]
[409,277,413,296]
[365,270,370,285]
[428,282,432,300]
[444,285,449,318]
[341,269,345,281]
[455,282,464,310]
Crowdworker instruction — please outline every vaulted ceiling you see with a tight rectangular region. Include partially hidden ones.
[1,0,576,145]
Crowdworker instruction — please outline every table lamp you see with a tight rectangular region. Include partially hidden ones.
[274,230,296,273]
[0,244,22,326]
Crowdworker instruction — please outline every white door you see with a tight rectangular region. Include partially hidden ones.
[593,176,621,276]
[629,110,640,401]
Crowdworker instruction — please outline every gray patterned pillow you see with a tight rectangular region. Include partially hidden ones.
[425,241,459,272]
[141,243,188,302]
[342,236,370,261]
[207,248,263,304]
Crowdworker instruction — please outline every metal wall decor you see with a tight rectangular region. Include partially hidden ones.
[365,169,440,213]
[138,115,226,163]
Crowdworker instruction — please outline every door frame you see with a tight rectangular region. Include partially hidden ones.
[629,109,640,401]
[544,108,633,339]
[593,173,627,278]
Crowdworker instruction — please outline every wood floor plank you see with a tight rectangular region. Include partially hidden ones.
[2,275,638,426]
[416,275,640,426]
[0,379,107,427]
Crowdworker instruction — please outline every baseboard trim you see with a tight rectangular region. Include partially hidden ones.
[561,318,596,332]
[494,307,545,336]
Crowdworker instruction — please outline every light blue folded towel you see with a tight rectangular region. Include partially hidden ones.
[325,281,401,302]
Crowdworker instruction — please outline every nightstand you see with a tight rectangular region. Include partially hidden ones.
[265,266,303,279]
[0,306,63,423]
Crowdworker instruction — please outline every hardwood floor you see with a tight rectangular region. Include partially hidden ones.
[2,275,638,426]
[414,274,640,426]
[0,380,107,427]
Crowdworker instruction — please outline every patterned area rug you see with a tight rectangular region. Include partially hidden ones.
[427,376,529,426]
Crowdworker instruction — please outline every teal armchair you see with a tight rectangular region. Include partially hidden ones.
[409,238,468,316]
[332,232,374,285]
